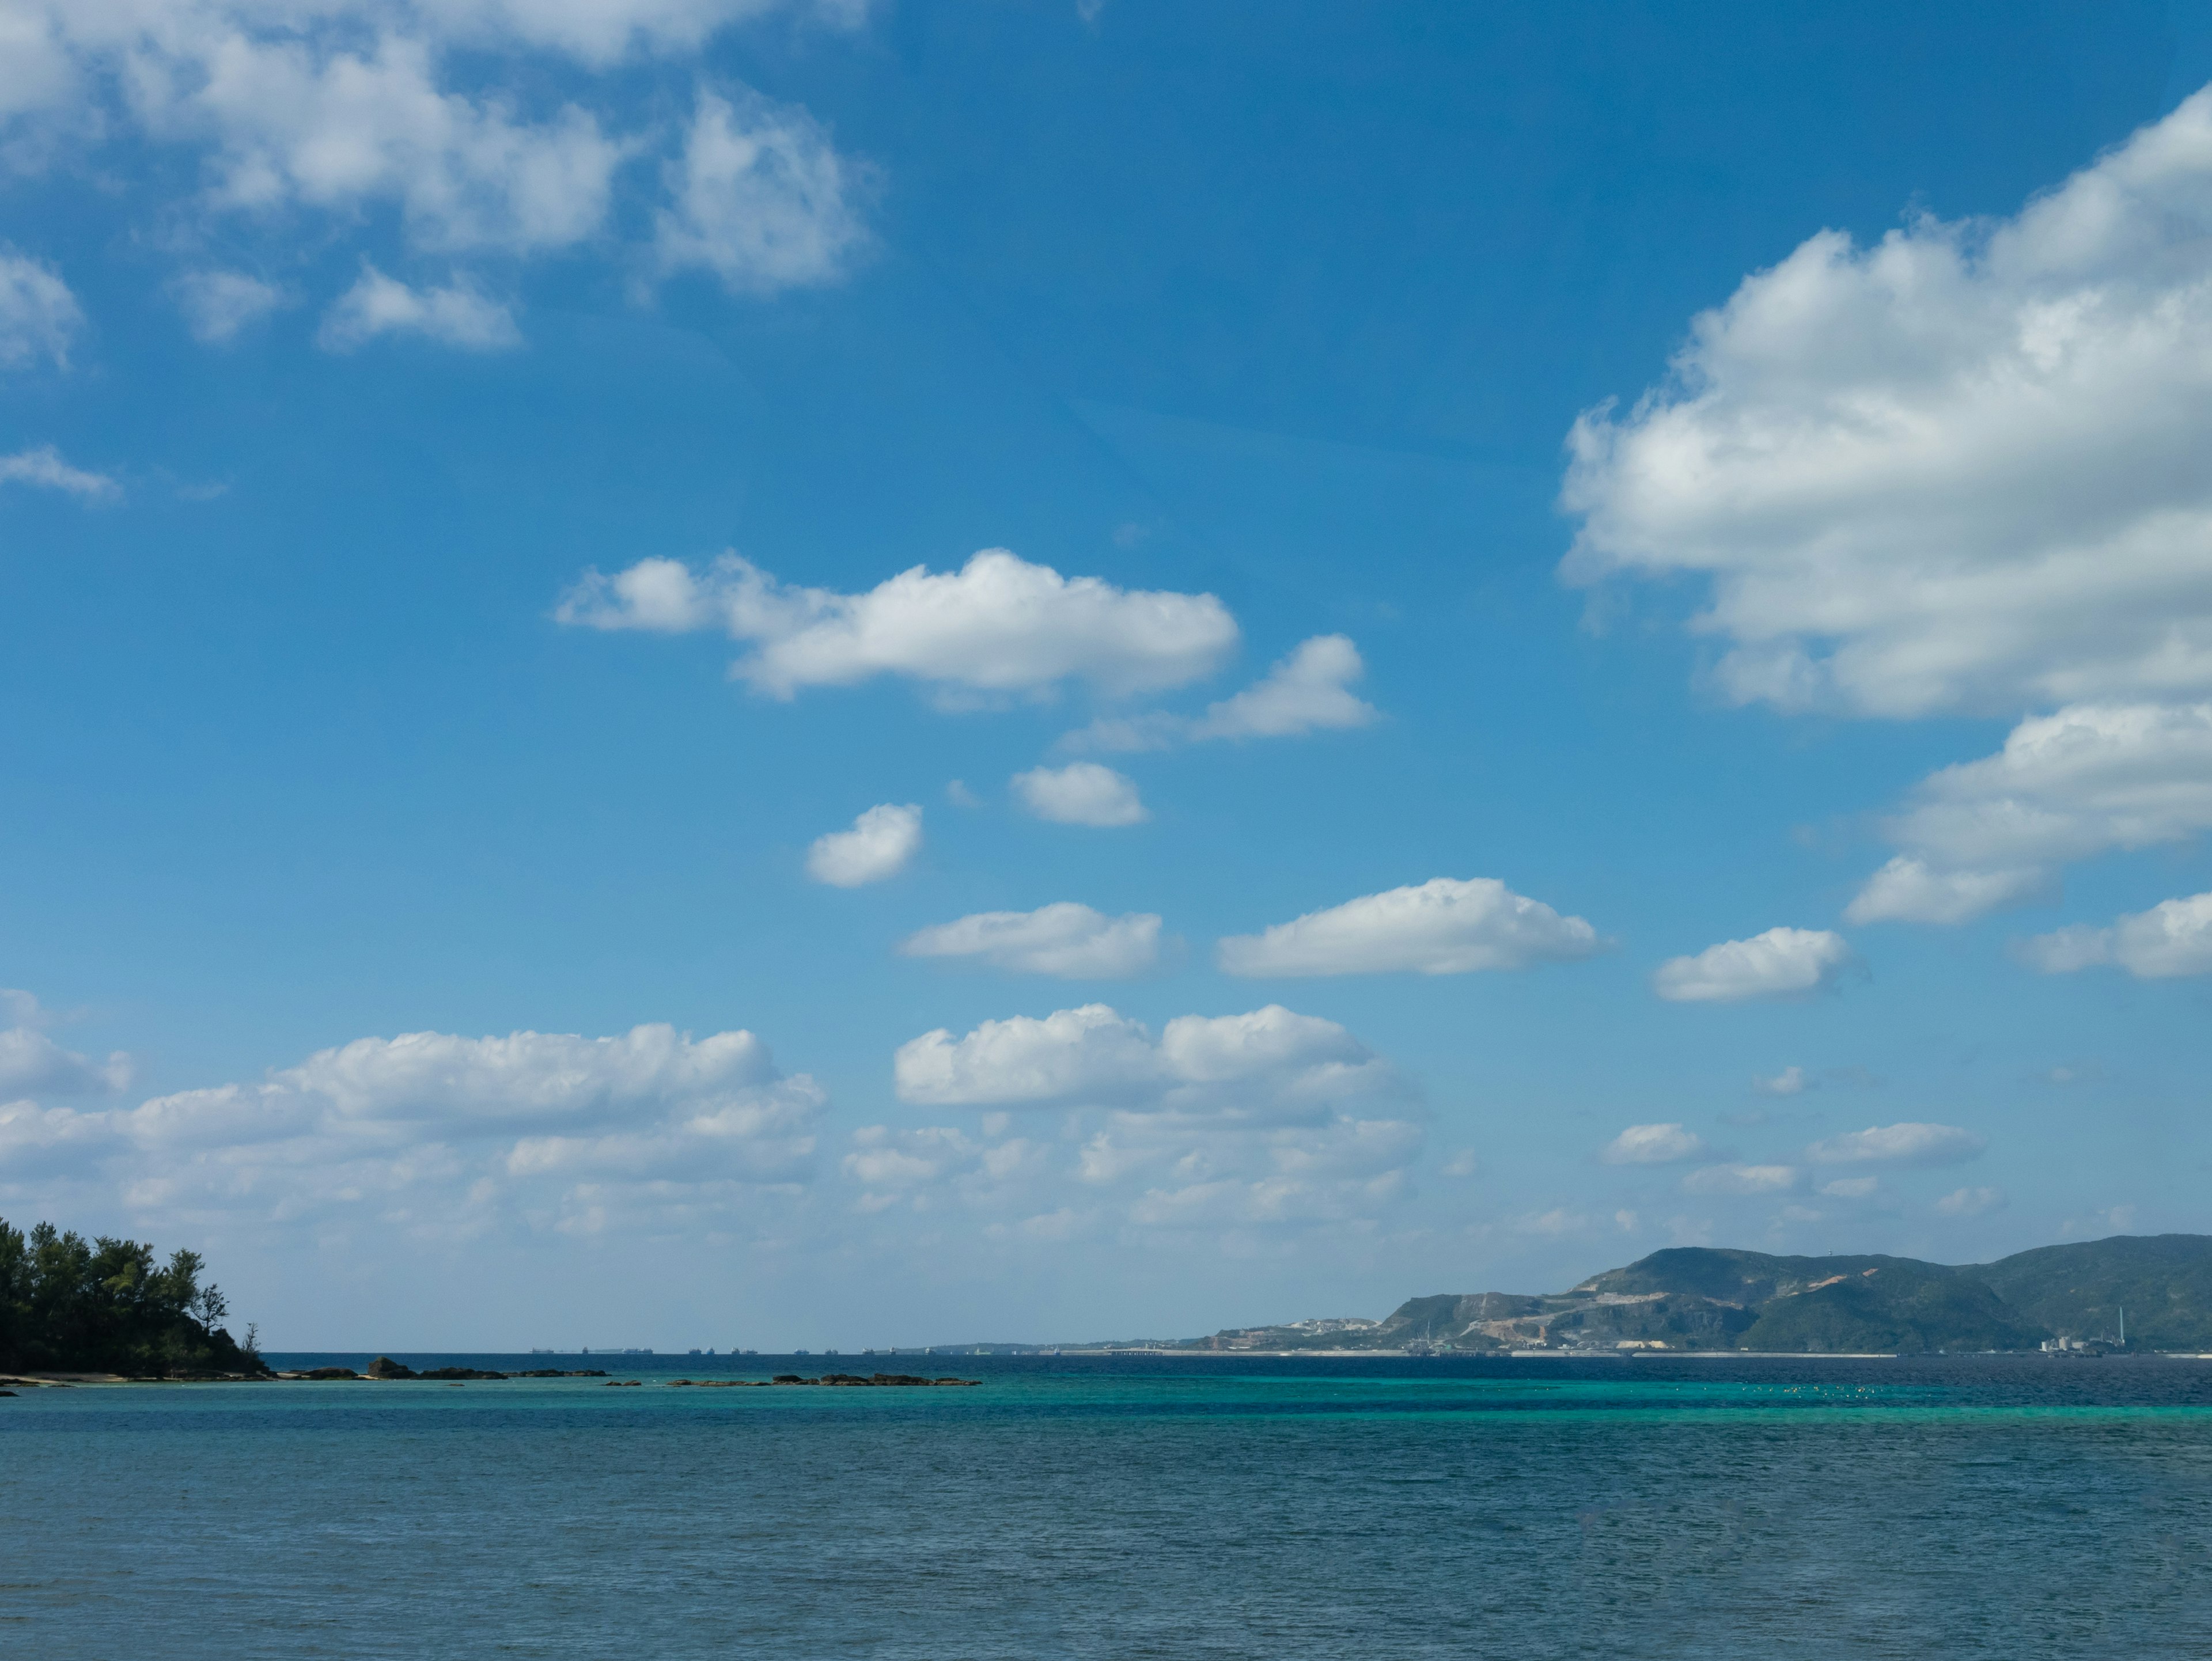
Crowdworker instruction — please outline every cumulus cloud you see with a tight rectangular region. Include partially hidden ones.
[2018,890,2212,978]
[0,444,117,499]
[1012,762,1147,827]
[1066,635,1380,752]
[557,549,1238,703]
[0,5,866,313]
[1805,1121,1986,1167]
[1217,877,1607,977]
[1598,1122,1708,1166]
[900,903,1162,978]
[1560,88,2212,719]
[1755,1065,1807,1096]
[2,1021,825,1235]
[1652,927,1853,1003]
[1681,1163,1799,1196]
[173,269,288,342]
[805,802,922,886]
[1188,635,1378,738]
[880,1003,1422,1235]
[840,1124,1050,1212]
[0,991,131,1097]
[1089,1112,1422,1230]
[1936,1185,2006,1217]
[894,1002,1406,1121]
[317,264,521,351]
[134,29,626,255]
[654,87,867,294]
[0,250,79,370]
[1846,858,2052,927]
[421,0,864,65]
[1847,703,2212,923]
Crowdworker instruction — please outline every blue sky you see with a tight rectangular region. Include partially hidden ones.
[4,1,2211,1349]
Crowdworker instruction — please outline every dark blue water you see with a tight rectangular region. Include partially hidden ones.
[7,1353,2211,1658]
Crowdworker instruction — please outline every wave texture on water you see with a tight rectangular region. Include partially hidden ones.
[5,1354,2210,1658]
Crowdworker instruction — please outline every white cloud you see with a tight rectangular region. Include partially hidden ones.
[654,87,866,294]
[0,249,79,369]
[805,802,921,886]
[317,264,521,351]
[1189,634,1378,738]
[1598,1122,1708,1165]
[1217,877,1607,977]
[1682,1163,1800,1195]
[1847,703,2212,923]
[2018,890,2212,978]
[1012,762,1147,827]
[1,1020,826,1234]
[426,0,863,66]
[1067,635,1380,752]
[894,1002,1406,1121]
[900,903,1162,978]
[1805,1121,1986,1167]
[1440,1148,1479,1178]
[173,269,287,342]
[1755,1065,1807,1096]
[0,444,117,499]
[1,5,866,306]
[878,1004,1421,1235]
[1845,858,2052,926]
[0,4,73,123]
[840,1124,1050,1211]
[1652,927,1853,1003]
[1818,1175,1878,1199]
[0,991,131,1096]
[1560,87,2212,719]
[134,28,625,255]
[557,549,1238,702]
[1936,1185,2006,1216]
[1105,1114,1422,1230]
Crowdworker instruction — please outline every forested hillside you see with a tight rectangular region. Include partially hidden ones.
[0,1216,268,1376]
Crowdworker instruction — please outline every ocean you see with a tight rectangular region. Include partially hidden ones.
[6,1352,2210,1658]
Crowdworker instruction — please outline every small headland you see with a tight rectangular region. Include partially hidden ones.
[1,1213,271,1383]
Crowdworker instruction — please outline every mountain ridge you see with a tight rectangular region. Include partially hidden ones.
[1166,1234,2212,1356]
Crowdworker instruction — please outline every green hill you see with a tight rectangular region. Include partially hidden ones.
[1734,1261,2046,1353]
[1578,1247,1906,1307]
[1168,1233,2212,1357]
[1575,1247,2048,1353]
[1967,1235,2212,1351]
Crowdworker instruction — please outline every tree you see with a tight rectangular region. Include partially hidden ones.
[0,1215,268,1376]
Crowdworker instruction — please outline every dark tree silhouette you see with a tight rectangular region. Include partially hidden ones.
[0,1216,270,1376]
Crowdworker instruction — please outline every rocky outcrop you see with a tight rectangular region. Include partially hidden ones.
[769,1372,980,1386]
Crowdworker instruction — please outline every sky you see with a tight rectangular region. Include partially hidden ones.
[4,1,2212,1351]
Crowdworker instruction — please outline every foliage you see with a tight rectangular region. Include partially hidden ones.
[0,1215,269,1376]
[1734,1264,2048,1354]
[1968,1234,2212,1350]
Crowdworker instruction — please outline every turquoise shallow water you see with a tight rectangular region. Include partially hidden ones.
[7,1353,2211,1658]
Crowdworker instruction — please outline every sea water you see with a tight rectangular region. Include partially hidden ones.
[6,1353,2210,1658]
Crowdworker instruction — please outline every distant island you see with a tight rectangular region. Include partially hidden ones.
[944,1235,2212,1358]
